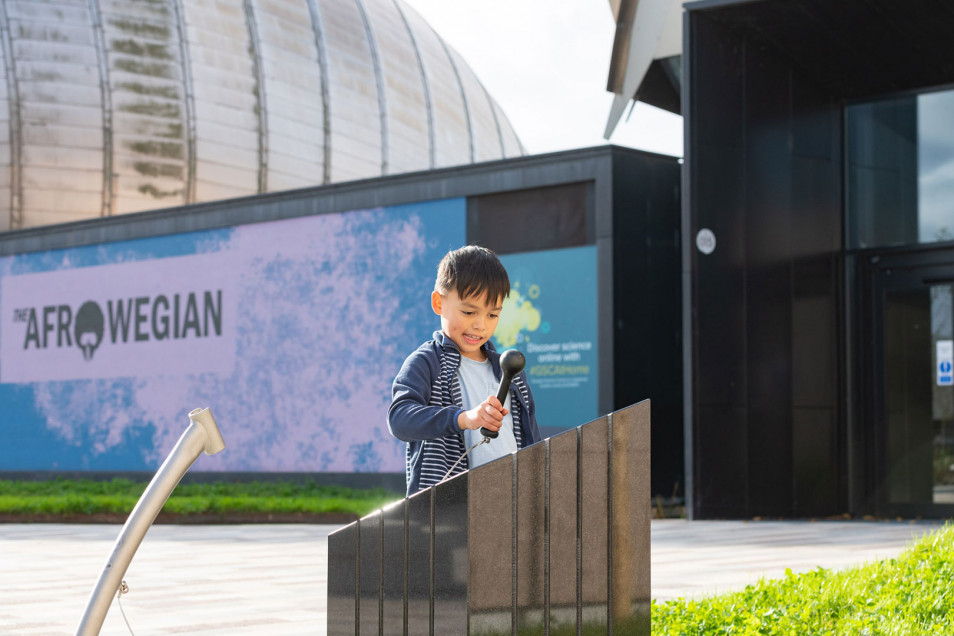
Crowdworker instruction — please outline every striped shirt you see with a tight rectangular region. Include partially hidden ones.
[388,330,539,496]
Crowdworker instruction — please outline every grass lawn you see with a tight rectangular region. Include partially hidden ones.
[653,523,954,635]
[0,478,403,522]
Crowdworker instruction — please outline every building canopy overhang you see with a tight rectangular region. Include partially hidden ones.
[605,0,954,137]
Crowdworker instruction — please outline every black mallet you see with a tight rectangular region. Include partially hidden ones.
[481,349,526,439]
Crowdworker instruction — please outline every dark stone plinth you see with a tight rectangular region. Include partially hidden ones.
[327,400,651,635]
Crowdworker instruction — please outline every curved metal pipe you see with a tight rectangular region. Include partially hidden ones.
[76,407,225,636]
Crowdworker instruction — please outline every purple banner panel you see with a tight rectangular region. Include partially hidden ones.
[1,253,237,383]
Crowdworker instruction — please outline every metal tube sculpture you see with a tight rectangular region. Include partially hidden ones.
[76,407,225,636]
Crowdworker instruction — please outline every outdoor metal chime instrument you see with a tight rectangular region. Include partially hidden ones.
[76,407,225,636]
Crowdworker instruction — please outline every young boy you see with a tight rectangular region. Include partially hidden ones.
[388,245,541,496]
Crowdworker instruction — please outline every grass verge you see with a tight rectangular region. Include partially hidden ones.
[0,478,403,523]
[653,523,954,635]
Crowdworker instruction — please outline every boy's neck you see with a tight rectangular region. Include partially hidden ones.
[462,349,488,362]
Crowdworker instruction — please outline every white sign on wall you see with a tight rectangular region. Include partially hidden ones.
[695,228,716,255]
[938,339,954,387]
[1,253,237,383]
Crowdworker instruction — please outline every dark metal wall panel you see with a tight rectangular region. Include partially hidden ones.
[793,408,839,515]
[746,264,793,401]
[747,401,793,515]
[466,181,595,255]
[597,232,616,419]
[791,77,836,162]
[693,0,954,101]
[742,42,794,520]
[744,208,796,518]
[792,256,839,409]
[689,13,749,415]
[693,16,744,150]
[687,5,844,518]
[694,405,748,515]
[792,257,841,516]
[789,71,843,518]
[694,143,747,407]
[612,151,683,498]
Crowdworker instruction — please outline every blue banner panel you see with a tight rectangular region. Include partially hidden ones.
[494,246,598,435]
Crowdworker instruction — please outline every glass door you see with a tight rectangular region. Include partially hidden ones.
[871,260,954,515]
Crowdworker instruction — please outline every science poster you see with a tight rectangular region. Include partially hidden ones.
[494,245,598,436]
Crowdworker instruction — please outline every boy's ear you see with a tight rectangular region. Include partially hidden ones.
[431,290,442,316]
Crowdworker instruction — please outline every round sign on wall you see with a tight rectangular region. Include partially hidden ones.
[696,228,716,255]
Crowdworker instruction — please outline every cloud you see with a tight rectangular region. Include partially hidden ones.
[403,0,683,157]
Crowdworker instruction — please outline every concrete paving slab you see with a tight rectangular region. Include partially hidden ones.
[0,519,945,634]
[651,519,944,602]
[1,524,335,636]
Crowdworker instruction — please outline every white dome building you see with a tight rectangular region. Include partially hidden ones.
[0,0,524,230]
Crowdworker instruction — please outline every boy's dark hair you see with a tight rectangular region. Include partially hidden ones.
[435,245,511,305]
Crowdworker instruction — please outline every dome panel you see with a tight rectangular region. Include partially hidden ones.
[0,0,524,229]
[185,0,260,201]
[24,188,99,215]
[364,0,429,173]
[7,2,87,22]
[22,122,96,148]
[99,0,190,214]
[0,32,8,232]
[6,1,105,228]
[254,0,326,190]
[320,0,383,182]
[25,102,101,127]
[196,134,260,168]
[396,4,470,168]
[448,47,502,163]
[18,60,99,87]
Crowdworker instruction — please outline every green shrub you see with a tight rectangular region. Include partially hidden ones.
[0,478,402,519]
[653,523,954,635]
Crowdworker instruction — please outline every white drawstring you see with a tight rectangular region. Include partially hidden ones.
[440,435,491,482]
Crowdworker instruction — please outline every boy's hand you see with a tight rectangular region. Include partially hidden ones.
[458,396,508,432]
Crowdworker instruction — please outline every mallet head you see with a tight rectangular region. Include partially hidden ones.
[499,349,526,376]
[482,349,526,439]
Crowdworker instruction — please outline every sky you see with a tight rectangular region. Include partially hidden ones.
[401,0,684,159]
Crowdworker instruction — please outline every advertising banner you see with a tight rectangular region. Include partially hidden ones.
[495,245,598,435]
[0,200,465,472]
[0,203,603,474]
[1,253,237,383]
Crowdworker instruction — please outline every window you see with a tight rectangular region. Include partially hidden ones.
[846,88,954,249]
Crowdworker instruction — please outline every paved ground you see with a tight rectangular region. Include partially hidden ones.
[650,518,942,602]
[0,519,943,635]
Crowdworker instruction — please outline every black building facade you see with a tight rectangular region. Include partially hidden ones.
[684,0,954,518]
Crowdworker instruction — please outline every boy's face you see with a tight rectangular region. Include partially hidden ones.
[431,289,502,361]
